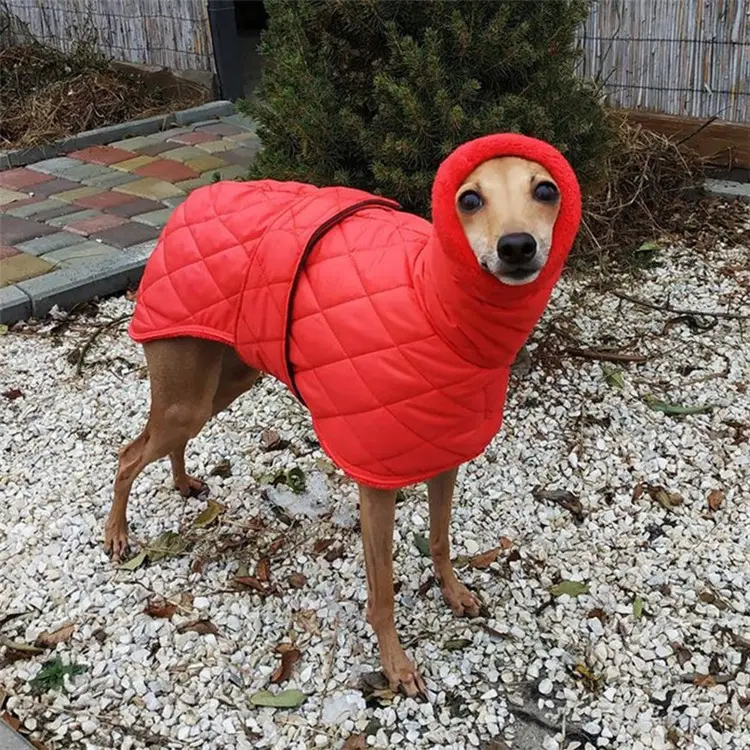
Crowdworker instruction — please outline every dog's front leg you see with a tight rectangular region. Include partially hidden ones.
[427,467,481,617]
[358,483,426,697]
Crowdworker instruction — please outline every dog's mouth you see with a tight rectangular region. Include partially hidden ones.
[481,260,541,285]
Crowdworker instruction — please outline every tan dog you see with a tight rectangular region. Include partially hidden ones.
[106,157,561,697]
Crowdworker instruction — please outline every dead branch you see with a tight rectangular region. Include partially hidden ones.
[609,290,750,321]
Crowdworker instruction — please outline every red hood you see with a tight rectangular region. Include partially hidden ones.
[432,133,582,302]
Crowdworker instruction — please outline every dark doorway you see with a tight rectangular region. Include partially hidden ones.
[234,1,268,100]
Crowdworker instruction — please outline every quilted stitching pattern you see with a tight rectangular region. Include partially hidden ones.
[130,135,581,489]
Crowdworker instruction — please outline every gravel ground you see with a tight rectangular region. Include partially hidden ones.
[1,216,749,750]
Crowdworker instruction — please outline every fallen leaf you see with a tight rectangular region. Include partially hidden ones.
[573,662,600,692]
[644,396,713,416]
[632,482,646,501]
[256,557,271,583]
[602,365,625,389]
[34,622,75,648]
[671,643,692,666]
[287,573,307,589]
[413,533,431,557]
[443,638,472,651]
[118,549,147,571]
[417,575,435,596]
[645,485,683,510]
[249,688,306,708]
[193,500,225,528]
[499,536,513,549]
[692,673,716,688]
[312,538,332,554]
[586,608,608,624]
[92,629,106,644]
[268,536,286,555]
[699,589,729,610]
[143,597,177,619]
[343,735,367,750]
[315,456,336,474]
[235,576,268,594]
[0,324,8,335]
[0,637,45,661]
[286,467,306,494]
[292,610,319,636]
[469,547,500,569]
[633,595,644,619]
[707,489,725,512]
[29,658,87,695]
[146,530,188,561]
[177,619,219,636]
[550,580,589,597]
[270,643,301,684]
[191,557,206,574]
[636,240,662,253]
[324,544,344,562]
[534,488,584,521]
[478,622,507,640]
[2,388,23,401]
[359,671,396,704]
[209,459,232,478]
[261,428,289,451]
[1,712,21,731]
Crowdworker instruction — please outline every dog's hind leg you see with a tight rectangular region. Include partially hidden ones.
[104,338,226,561]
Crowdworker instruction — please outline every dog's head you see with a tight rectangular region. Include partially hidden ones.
[432,134,581,295]
[455,157,561,286]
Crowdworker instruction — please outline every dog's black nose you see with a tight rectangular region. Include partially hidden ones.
[497,233,537,265]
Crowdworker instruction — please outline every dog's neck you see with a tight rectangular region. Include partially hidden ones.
[414,231,557,369]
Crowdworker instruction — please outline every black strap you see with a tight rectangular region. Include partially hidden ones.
[284,198,400,405]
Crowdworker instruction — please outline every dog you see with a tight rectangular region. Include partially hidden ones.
[107,134,581,697]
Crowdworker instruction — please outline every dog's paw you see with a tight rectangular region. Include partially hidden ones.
[440,578,481,618]
[174,475,208,498]
[104,525,130,564]
[381,648,427,699]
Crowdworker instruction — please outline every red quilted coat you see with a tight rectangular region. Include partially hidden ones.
[130,134,581,489]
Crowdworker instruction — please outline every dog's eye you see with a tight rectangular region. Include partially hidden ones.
[534,181,559,203]
[458,190,483,213]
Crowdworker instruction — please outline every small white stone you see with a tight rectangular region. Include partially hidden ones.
[538,678,553,695]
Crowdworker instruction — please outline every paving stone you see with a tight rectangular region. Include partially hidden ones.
[43,240,119,266]
[0,167,54,190]
[225,132,260,145]
[219,147,261,168]
[106,197,165,219]
[73,191,138,211]
[162,195,187,209]
[112,155,158,173]
[30,177,83,198]
[54,186,103,204]
[134,159,198,182]
[0,252,54,286]
[202,165,247,181]
[173,175,215,192]
[167,131,216,146]
[131,207,174,227]
[60,163,115,182]
[92,220,161,248]
[106,136,160,152]
[68,145,138,165]
[196,122,246,137]
[219,113,257,131]
[16,246,152,318]
[0,215,58,244]
[160,145,206,162]
[1,245,20,260]
[82,171,140,190]
[0,284,31,324]
[66,214,127,237]
[6,198,67,219]
[16,232,82,257]
[1,196,41,214]
[48,209,104,228]
[184,154,226,173]
[137,142,179,157]
[196,139,237,154]
[0,188,30,206]
[27,156,84,177]
[114,178,184,200]
[25,201,83,223]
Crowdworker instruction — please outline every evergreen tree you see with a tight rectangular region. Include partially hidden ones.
[246,0,614,217]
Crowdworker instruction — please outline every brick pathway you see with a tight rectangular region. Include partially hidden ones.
[0,113,259,321]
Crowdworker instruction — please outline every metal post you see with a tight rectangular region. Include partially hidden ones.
[207,0,245,101]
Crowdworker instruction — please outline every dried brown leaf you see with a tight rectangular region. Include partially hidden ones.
[499,536,513,549]
[324,544,344,562]
[0,637,45,661]
[343,735,367,750]
[469,547,500,569]
[261,428,288,451]
[692,673,716,688]
[287,572,307,589]
[255,557,271,583]
[292,610,319,636]
[586,608,608,624]
[632,482,646,500]
[270,643,301,684]
[209,459,232,478]
[235,576,268,594]
[2,388,23,401]
[267,536,286,555]
[177,619,218,636]
[143,598,177,619]
[34,622,75,648]
[313,538,333,554]
[417,575,435,596]
[1,712,21,731]
[191,557,206,574]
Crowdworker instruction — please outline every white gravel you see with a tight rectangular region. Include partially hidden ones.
[1,221,749,750]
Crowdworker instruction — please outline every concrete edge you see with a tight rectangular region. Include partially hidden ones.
[0,101,235,170]
[0,284,32,325]
[12,241,156,321]
[704,178,750,203]
[0,719,36,750]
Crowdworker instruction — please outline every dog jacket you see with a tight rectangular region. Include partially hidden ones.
[129,134,581,489]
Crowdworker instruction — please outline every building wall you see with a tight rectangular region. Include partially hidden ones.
[3,0,215,72]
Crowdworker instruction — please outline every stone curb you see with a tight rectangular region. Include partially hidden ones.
[0,720,35,750]
[0,101,236,170]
